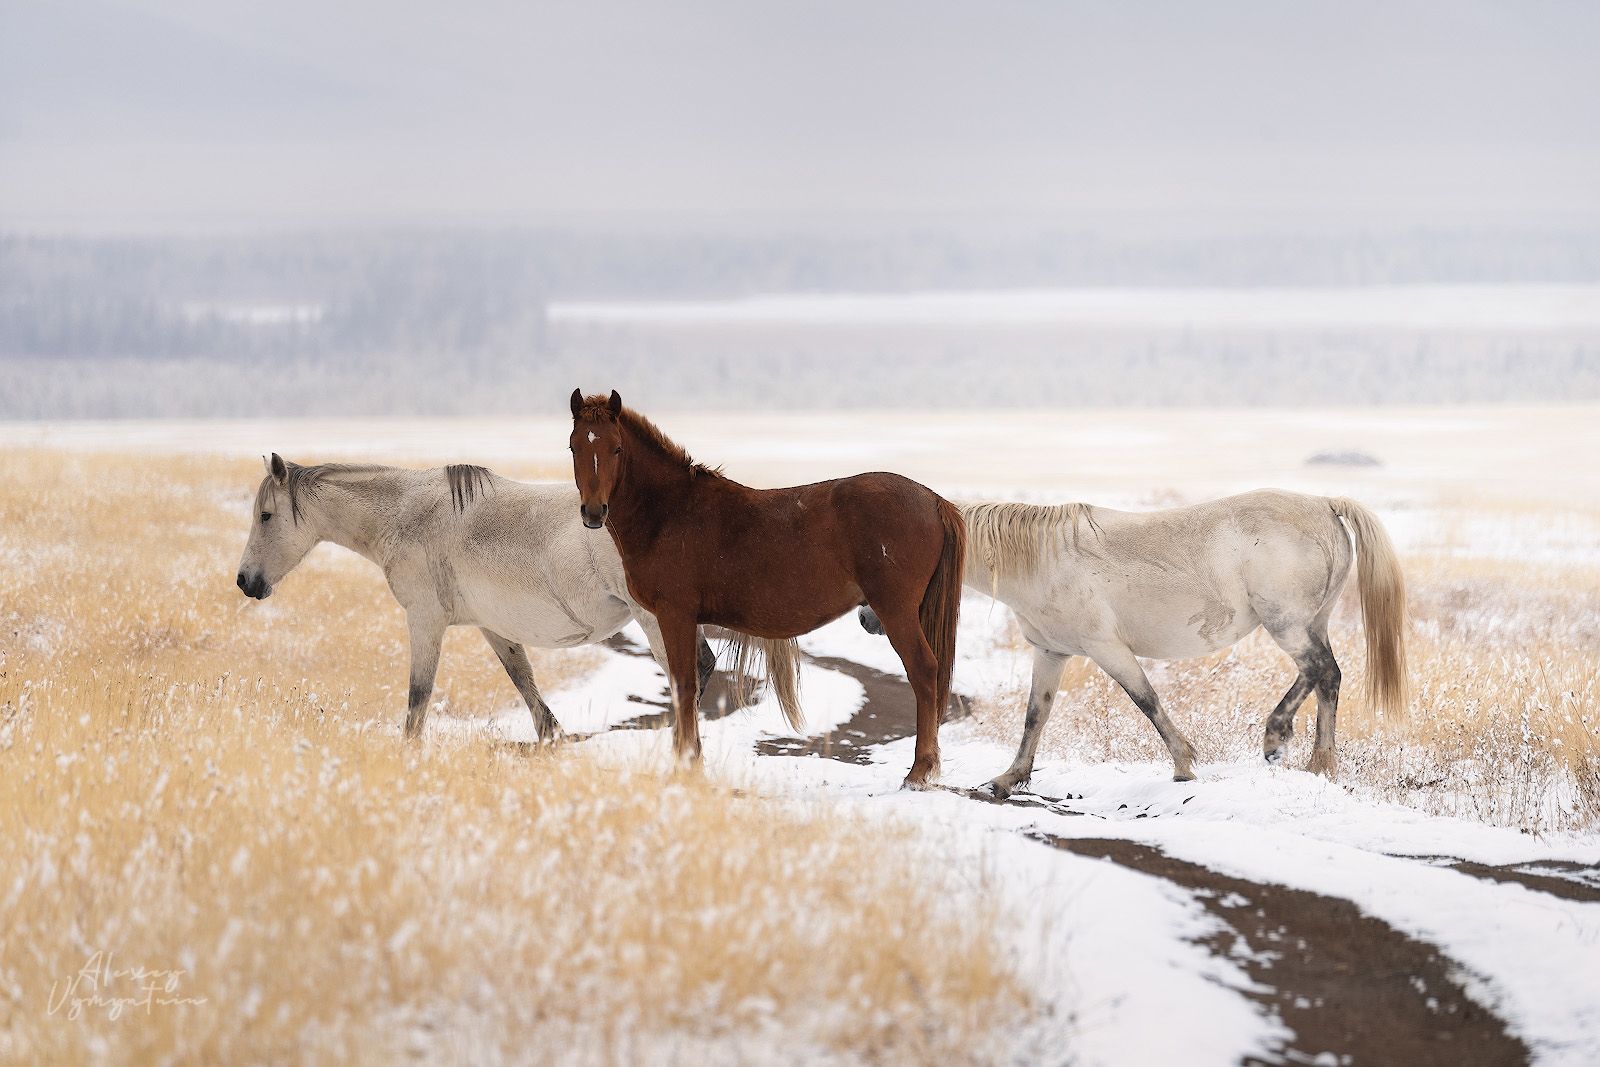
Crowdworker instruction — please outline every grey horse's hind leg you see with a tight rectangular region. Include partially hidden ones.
[637,611,718,708]
[696,635,717,696]
[404,613,446,739]
[987,646,1069,799]
[1091,643,1198,781]
[480,628,561,743]
[1265,624,1341,777]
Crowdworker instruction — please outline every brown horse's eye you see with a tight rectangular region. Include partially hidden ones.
[260,512,272,524]
[613,447,622,455]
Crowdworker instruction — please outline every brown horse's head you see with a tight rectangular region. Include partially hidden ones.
[569,388,624,528]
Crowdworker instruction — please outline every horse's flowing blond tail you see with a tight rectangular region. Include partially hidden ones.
[920,498,967,717]
[728,634,805,732]
[1330,498,1410,720]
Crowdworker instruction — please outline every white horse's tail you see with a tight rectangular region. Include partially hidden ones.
[728,634,805,732]
[1329,498,1410,720]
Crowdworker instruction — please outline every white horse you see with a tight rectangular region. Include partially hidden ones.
[863,490,1407,793]
[235,454,718,740]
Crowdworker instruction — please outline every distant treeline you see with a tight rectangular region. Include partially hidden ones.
[3,227,1599,416]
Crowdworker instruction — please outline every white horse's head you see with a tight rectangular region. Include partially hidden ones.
[236,453,320,600]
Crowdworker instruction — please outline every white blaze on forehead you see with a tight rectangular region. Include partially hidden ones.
[593,455,598,474]
[587,431,597,443]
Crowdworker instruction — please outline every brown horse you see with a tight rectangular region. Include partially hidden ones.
[568,390,966,788]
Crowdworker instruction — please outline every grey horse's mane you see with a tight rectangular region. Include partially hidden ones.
[267,461,494,523]
[961,500,1100,578]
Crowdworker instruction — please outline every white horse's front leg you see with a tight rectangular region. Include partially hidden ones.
[987,646,1069,799]
[403,613,446,739]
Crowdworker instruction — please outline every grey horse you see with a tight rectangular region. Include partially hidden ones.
[236,454,716,740]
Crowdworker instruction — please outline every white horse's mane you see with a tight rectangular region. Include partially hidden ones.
[960,500,1100,577]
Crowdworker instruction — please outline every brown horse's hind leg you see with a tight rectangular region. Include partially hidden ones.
[658,613,704,769]
[873,601,943,789]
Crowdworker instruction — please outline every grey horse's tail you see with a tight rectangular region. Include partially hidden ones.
[1330,497,1410,720]
[727,634,805,732]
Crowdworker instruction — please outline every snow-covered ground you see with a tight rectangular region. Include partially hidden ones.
[445,597,1600,1066]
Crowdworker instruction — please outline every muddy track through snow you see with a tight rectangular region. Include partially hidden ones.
[734,642,1528,1063]
[1036,835,1531,1065]
[1387,854,1600,904]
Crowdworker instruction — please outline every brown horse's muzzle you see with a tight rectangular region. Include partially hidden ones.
[580,503,608,529]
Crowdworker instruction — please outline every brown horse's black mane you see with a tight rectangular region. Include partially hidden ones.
[577,394,724,479]
[267,461,492,523]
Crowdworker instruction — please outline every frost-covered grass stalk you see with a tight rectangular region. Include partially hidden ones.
[0,451,1031,1064]
[973,553,1600,834]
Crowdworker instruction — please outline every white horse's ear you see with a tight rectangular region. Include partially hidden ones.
[262,454,272,474]
[269,453,288,484]
[607,390,622,417]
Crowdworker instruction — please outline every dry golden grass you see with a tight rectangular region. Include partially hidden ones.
[969,551,1600,834]
[0,450,1033,1064]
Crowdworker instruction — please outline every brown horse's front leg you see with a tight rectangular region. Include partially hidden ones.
[658,614,704,768]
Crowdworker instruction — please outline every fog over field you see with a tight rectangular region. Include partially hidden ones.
[4,1,1599,417]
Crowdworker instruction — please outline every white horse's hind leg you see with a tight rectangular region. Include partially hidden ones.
[403,614,445,739]
[480,629,561,743]
[987,646,1068,799]
[1265,623,1341,778]
[1262,673,1314,765]
[1091,643,1198,781]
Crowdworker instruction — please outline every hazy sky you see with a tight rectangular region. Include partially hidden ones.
[3,0,1597,231]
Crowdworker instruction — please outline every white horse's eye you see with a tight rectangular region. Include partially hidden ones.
[260,512,272,524]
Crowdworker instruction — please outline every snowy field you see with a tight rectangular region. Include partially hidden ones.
[3,405,1598,1064]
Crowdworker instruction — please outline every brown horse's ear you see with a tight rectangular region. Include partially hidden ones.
[570,388,583,418]
[607,390,622,417]
[269,452,288,484]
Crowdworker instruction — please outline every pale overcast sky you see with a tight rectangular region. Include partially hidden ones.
[2,0,1597,231]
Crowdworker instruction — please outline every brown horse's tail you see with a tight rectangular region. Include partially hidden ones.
[920,497,967,716]
[728,634,805,732]
[1329,497,1410,721]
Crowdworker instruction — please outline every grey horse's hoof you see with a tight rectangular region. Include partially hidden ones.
[1173,770,1197,783]
[857,605,884,635]
[1264,747,1285,766]
[984,777,1028,800]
